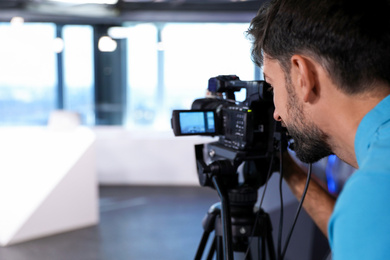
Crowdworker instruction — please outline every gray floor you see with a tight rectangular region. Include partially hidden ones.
[0,186,220,260]
[0,185,329,260]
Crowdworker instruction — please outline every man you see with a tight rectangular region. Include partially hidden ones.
[247,0,390,259]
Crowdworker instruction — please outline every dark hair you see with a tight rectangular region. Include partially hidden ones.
[247,0,390,94]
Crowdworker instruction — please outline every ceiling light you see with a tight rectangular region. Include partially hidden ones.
[48,0,118,4]
[108,27,131,39]
[98,36,117,52]
[10,17,24,26]
[53,38,65,53]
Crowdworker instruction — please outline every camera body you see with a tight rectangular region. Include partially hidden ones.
[171,75,274,157]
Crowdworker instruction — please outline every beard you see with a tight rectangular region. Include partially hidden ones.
[284,81,333,164]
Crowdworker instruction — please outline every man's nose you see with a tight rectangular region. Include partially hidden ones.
[273,110,282,122]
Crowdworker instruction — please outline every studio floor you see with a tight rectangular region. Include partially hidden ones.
[0,186,220,260]
[0,185,330,260]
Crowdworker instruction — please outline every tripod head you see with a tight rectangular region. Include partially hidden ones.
[194,120,284,192]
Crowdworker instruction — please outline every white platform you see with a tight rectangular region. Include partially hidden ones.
[0,127,98,246]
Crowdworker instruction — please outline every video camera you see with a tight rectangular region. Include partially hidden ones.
[171,75,280,190]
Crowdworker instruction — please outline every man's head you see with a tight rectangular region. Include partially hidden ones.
[248,0,390,94]
[283,72,333,163]
[247,0,390,163]
[263,53,334,163]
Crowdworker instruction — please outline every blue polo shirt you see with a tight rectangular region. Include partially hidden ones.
[328,94,390,259]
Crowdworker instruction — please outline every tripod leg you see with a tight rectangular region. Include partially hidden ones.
[195,202,221,260]
[206,236,217,260]
[266,230,276,260]
[246,246,253,260]
[216,236,224,260]
[212,176,234,260]
[195,231,211,260]
[258,236,266,260]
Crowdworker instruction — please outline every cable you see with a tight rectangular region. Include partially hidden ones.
[243,122,312,260]
[243,153,275,259]
[277,147,284,259]
[258,154,275,209]
[280,163,312,259]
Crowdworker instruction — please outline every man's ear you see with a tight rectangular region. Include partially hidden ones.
[290,55,318,103]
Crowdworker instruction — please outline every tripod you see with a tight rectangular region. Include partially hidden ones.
[194,176,276,260]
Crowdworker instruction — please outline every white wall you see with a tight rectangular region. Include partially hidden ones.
[93,127,217,186]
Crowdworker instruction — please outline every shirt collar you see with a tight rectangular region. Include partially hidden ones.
[355,94,390,167]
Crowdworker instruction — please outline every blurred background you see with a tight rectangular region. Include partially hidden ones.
[0,0,267,185]
[0,1,341,259]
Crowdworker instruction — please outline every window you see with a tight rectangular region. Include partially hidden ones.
[162,23,255,128]
[0,23,57,125]
[125,22,257,130]
[0,23,95,126]
[63,25,94,125]
[125,23,158,127]
[0,21,258,128]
